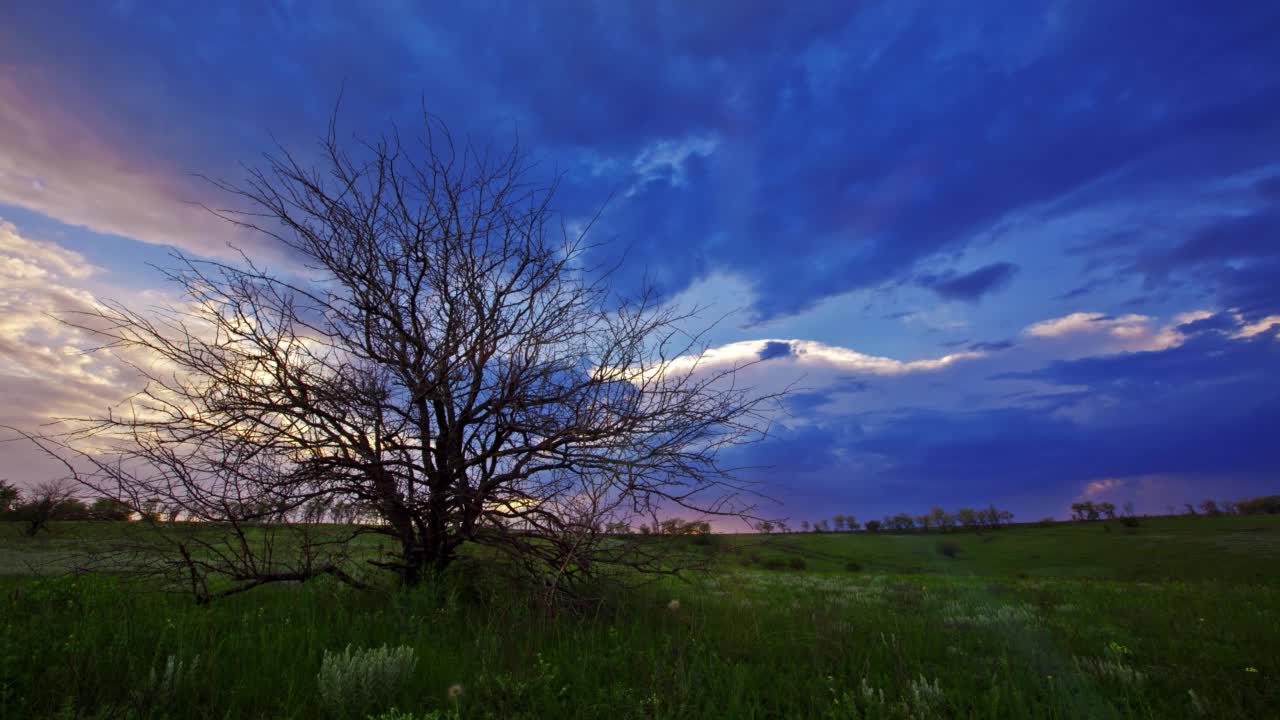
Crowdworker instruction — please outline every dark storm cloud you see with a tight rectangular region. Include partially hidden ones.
[758,341,796,361]
[1132,208,1280,320]
[918,263,1019,302]
[968,340,1015,352]
[1177,312,1239,335]
[6,2,1280,317]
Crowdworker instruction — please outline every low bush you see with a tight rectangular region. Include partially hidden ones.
[936,541,961,559]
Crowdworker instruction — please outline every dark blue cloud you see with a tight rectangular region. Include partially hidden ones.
[1177,312,1239,335]
[7,2,1278,318]
[757,341,795,361]
[918,262,1019,302]
[969,340,1015,352]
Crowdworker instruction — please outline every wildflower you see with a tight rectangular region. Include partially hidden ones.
[1244,666,1258,673]
[448,683,464,700]
[667,599,681,611]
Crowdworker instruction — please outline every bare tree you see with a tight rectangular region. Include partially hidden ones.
[28,112,779,600]
[15,479,76,537]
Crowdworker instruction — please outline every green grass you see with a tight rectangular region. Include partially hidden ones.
[713,514,1280,582]
[1,516,1277,719]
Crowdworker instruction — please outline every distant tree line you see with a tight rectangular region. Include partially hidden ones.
[0,479,132,536]
[1072,495,1280,521]
[595,517,712,536]
[752,504,1016,535]
[0,478,389,536]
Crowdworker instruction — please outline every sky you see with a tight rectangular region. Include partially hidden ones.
[1,1,1278,524]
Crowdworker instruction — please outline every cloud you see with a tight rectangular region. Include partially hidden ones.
[6,2,1280,324]
[659,338,983,380]
[1236,315,1280,339]
[730,336,1280,520]
[757,341,795,361]
[917,262,1019,302]
[1022,311,1215,354]
[969,340,1015,352]
[627,134,720,196]
[0,74,267,261]
[0,220,145,432]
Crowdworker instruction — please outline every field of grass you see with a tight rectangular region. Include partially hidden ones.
[2,515,1277,719]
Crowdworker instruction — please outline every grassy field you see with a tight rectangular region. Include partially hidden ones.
[1,516,1277,719]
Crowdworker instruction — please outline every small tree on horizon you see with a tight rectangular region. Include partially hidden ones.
[13,479,77,537]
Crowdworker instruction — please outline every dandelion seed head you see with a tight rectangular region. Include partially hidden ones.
[448,683,464,699]
[667,599,681,611]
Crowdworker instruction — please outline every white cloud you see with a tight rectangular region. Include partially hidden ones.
[0,221,132,399]
[611,337,983,386]
[0,73,273,260]
[626,133,720,196]
[1024,308,1279,358]
[1235,314,1280,339]
[1023,310,1213,354]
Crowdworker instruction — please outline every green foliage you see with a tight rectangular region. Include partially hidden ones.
[317,644,419,719]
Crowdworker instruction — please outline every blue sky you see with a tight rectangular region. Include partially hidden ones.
[1,1,1277,523]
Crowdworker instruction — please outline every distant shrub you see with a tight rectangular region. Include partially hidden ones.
[845,560,863,573]
[863,520,882,533]
[1120,516,1140,528]
[787,557,807,570]
[936,541,961,559]
[1037,517,1055,527]
[317,644,417,719]
[690,532,712,546]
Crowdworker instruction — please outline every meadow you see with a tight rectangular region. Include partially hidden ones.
[2,515,1277,719]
